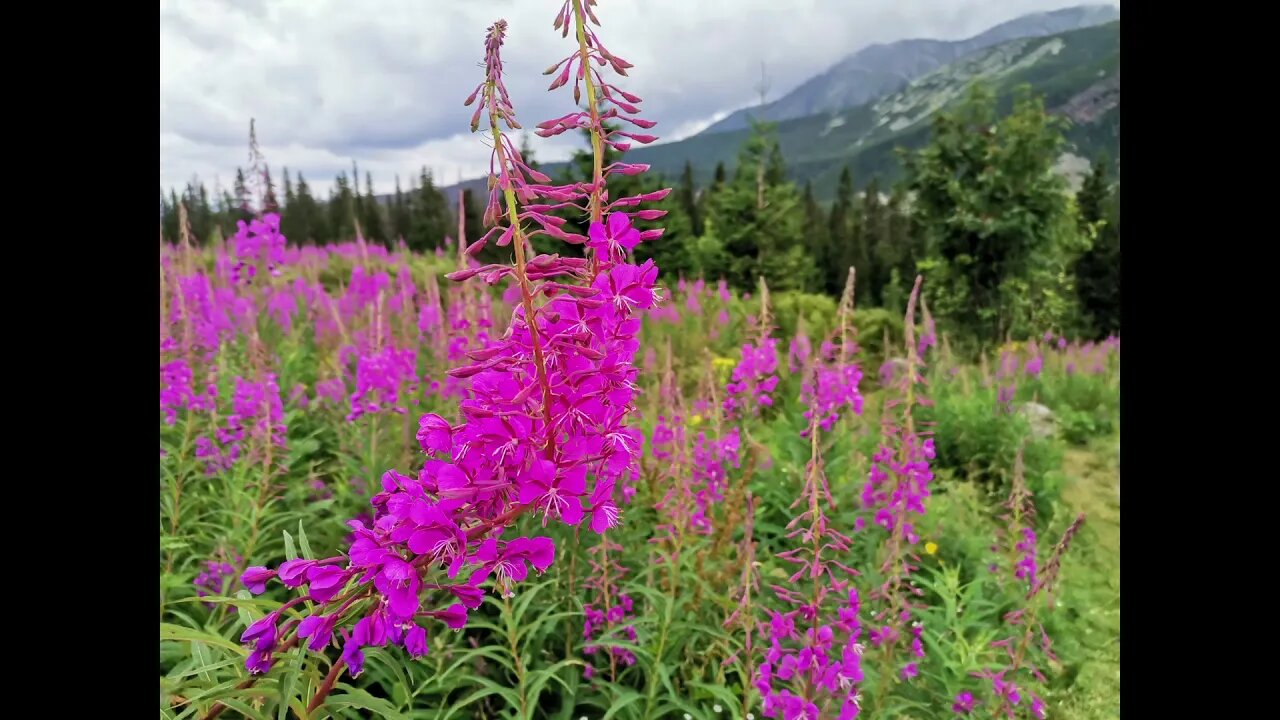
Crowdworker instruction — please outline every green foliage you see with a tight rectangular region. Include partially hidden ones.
[770,292,838,341]
[906,84,1084,346]
[408,168,453,253]
[1074,154,1121,336]
[849,307,904,363]
[924,379,1064,513]
[699,120,818,292]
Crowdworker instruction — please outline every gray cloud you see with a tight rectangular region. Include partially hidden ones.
[160,0,1119,197]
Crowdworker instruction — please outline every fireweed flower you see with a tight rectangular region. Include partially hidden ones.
[582,535,637,680]
[800,362,864,434]
[981,514,1086,719]
[725,338,780,418]
[160,359,216,425]
[346,346,419,422]
[997,384,1016,414]
[195,373,287,475]
[858,278,935,691]
[228,213,288,284]
[235,11,667,694]
[689,428,741,535]
[788,330,812,374]
[193,554,241,607]
[756,405,864,719]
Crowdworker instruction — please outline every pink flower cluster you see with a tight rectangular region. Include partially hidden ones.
[236,6,668,683]
[725,337,781,418]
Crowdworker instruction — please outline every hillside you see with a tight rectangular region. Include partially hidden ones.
[438,17,1120,204]
[701,3,1119,135]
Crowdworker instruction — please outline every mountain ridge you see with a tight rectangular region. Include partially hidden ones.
[428,8,1119,204]
[698,3,1119,135]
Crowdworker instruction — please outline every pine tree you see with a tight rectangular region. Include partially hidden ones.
[712,162,727,193]
[765,143,786,186]
[293,172,325,244]
[329,172,356,241]
[677,161,702,236]
[880,185,917,313]
[362,172,386,244]
[408,168,451,252]
[232,168,253,223]
[262,165,280,214]
[281,168,301,242]
[860,177,887,304]
[461,188,484,248]
[1073,152,1120,335]
[391,175,412,243]
[826,167,855,295]
[194,183,214,243]
[702,120,814,291]
[801,182,832,294]
[160,188,179,243]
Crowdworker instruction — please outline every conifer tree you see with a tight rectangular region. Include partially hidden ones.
[408,168,451,251]
[677,160,702,236]
[232,168,253,223]
[826,166,855,295]
[1073,151,1120,335]
[391,175,412,243]
[262,165,280,214]
[362,171,386,244]
[329,172,356,241]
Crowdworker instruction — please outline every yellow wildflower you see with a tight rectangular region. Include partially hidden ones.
[690,414,704,427]
[924,541,938,556]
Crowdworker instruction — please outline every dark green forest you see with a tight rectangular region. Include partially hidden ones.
[161,84,1119,343]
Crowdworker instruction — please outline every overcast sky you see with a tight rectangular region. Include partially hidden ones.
[160,0,1119,199]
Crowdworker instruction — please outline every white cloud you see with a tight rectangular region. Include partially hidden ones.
[160,0,1119,197]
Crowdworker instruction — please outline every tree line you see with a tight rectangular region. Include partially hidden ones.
[159,161,479,255]
[160,83,1120,342]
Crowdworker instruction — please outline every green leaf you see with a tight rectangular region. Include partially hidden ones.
[159,623,245,655]
[297,520,314,560]
[324,685,410,720]
[283,530,297,561]
[236,589,255,627]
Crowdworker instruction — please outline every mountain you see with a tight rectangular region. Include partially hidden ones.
[698,4,1119,136]
[435,20,1118,204]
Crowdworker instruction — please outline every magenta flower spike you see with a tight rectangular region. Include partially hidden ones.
[230,11,668,695]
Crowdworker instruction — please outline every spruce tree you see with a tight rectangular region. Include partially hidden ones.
[1073,152,1120,335]
[194,183,214,243]
[161,189,179,243]
[232,168,253,223]
[801,181,832,294]
[826,167,855,295]
[677,161,702,236]
[408,168,451,252]
[711,162,727,193]
[293,172,325,244]
[262,165,280,214]
[391,175,412,243]
[860,177,887,305]
[362,172,386,244]
[701,120,813,291]
[329,172,356,241]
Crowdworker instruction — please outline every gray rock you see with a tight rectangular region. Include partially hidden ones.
[1018,402,1056,439]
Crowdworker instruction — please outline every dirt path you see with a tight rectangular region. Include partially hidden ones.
[1054,434,1120,719]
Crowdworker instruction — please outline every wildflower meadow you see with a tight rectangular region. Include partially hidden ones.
[159,4,1120,719]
